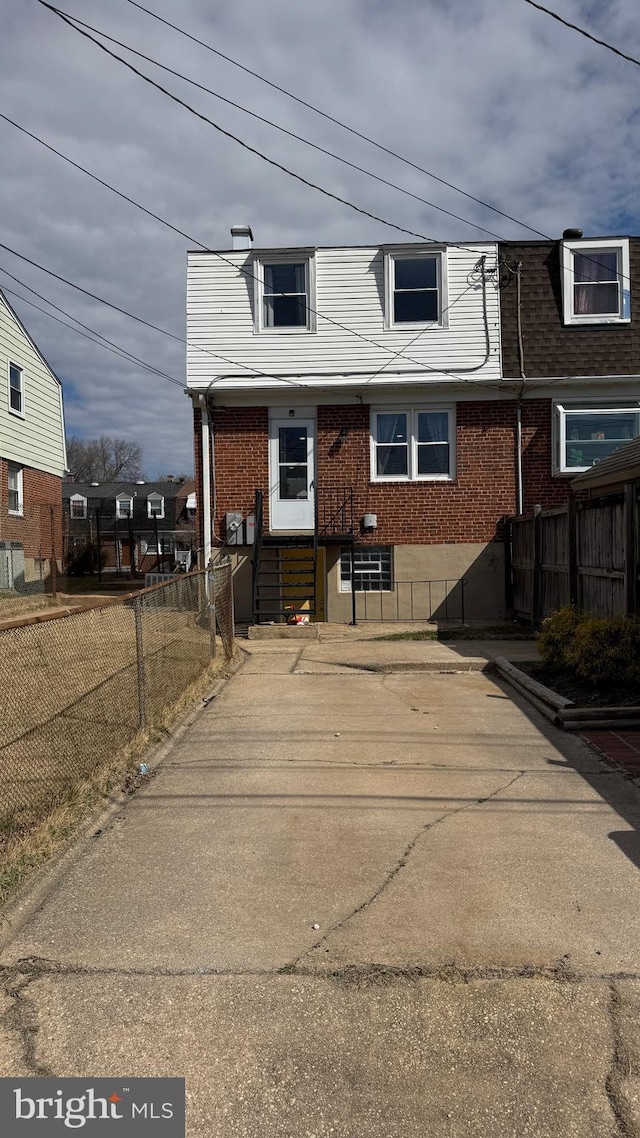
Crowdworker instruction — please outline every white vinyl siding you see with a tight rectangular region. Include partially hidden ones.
[0,293,65,475]
[186,244,500,389]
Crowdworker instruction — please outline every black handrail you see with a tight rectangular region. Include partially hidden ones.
[251,488,264,622]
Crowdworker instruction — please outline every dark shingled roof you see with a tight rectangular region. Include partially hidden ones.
[572,436,640,491]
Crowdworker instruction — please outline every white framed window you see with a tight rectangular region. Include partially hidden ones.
[371,406,455,481]
[7,463,23,515]
[384,248,446,328]
[8,362,24,417]
[116,493,133,518]
[140,536,173,556]
[561,238,630,325]
[555,402,640,473]
[70,494,87,519]
[147,493,165,519]
[254,253,316,333]
[340,546,393,592]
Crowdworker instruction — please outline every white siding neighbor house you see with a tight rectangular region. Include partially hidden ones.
[0,288,67,590]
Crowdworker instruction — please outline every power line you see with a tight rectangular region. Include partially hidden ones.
[36,0,436,246]
[0,111,504,384]
[524,0,640,68]
[124,0,549,240]
[37,6,507,243]
[0,267,184,386]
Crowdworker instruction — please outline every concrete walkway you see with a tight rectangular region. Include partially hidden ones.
[2,635,640,1136]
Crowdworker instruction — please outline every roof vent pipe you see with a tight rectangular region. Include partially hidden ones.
[562,228,583,240]
[231,224,253,250]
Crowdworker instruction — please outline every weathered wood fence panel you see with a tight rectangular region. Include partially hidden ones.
[506,484,639,623]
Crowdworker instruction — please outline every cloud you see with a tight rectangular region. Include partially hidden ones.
[1,0,639,476]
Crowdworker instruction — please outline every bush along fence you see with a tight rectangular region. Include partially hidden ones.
[0,562,234,838]
[505,485,639,624]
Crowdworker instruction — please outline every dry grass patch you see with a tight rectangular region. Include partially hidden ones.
[0,649,240,910]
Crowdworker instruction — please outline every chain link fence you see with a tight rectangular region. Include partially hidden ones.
[0,564,234,837]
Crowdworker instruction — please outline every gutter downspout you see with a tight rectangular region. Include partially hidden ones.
[199,394,212,566]
[515,261,525,515]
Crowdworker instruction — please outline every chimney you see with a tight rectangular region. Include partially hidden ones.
[230,224,253,251]
[166,474,175,482]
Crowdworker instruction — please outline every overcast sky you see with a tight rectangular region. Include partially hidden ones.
[1,0,638,477]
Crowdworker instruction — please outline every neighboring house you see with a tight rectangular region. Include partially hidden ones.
[62,478,196,575]
[185,225,640,625]
[0,288,67,592]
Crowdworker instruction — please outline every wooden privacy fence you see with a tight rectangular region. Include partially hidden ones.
[505,484,639,624]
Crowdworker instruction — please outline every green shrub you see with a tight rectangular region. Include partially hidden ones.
[537,605,582,672]
[566,614,640,690]
[538,605,640,689]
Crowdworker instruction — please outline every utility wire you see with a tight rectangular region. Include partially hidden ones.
[0,266,184,386]
[1,280,185,386]
[524,0,640,69]
[0,112,504,384]
[37,0,436,246]
[124,0,550,239]
[37,5,507,243]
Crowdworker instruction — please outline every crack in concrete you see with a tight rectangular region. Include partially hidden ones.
[0,965,53,1076]
[291,771,526,968]
[3,956,640,985]
[605,981,637,1138]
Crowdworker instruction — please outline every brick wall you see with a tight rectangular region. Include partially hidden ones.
[500,240,640,378]
[0,458,63,558]
[206,399,578,544]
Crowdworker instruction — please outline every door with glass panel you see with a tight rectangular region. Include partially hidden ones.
[269,418,315,531]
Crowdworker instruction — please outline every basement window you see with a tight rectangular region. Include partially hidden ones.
[340,546,393,592]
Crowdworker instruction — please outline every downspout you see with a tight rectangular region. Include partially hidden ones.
[515,261,525,515]
[199,394,212,566]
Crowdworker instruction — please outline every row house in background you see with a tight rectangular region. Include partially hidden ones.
[186,225,640,625]
[62,478,196,576]
[0,288,67,592]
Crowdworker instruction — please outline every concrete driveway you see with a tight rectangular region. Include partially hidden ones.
[2,635,640,1136]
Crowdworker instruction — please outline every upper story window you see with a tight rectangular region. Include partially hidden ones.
[70,494,87,519]
[371,406,455,481]
[7,463,23,514]
[8,363,24,417]
[116,493,133,518]
[561,238,630,325]
[555,402,640,473]
[254,254,316,333]
[147,493,165,519]
[384,249,445,328]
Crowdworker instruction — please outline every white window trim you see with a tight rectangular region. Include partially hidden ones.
[561,237,631,326]
[147,494,165,519]
[70,493,87,519]
[8,361,25,419]
[253,251,317,334]
[383,247,448,330]
[116,494,134,519]
[554,401,640,474]
[7,464,23,516]
[370,405,456,482]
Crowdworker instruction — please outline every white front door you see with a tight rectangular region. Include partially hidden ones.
[269,417,315,531]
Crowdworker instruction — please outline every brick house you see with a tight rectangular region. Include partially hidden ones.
[186,226,640,624]
[62,478,196,575]
[0,288,67,591]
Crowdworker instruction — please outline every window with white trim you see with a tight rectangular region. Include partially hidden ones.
[8,363,24,416]
[7,463,23,514]
[385,249,444,328]
[555,402,640,473]
[340,546,393,592]
[147,493,165,519]
[561,238,630,325]
[371,407,455,481]
[116,493,133,518]
[255,254,315,332]
[140,536,174,556]
[70,494,87,519]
